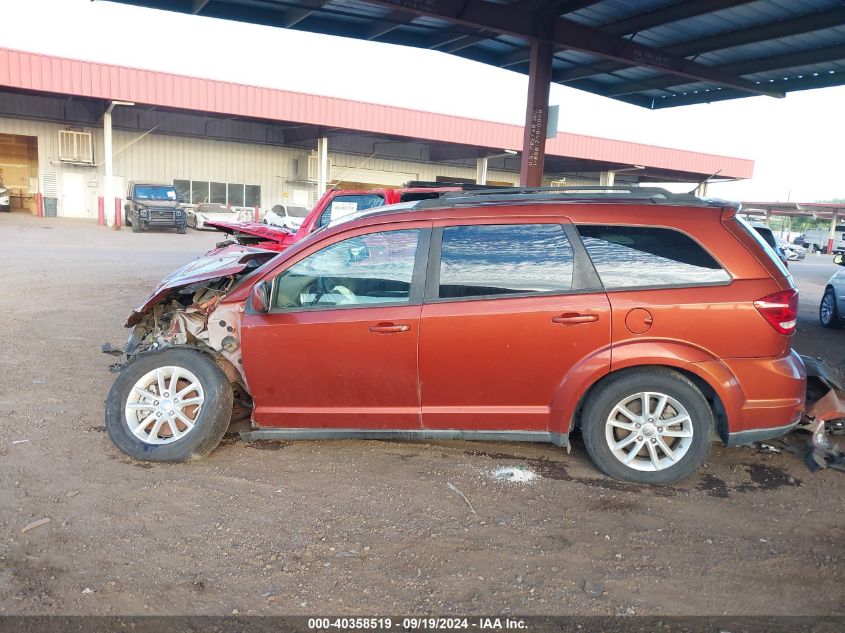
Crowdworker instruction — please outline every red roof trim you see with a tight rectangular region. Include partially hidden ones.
[0,47,753,179]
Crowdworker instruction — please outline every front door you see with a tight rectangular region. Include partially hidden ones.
[419,221,611,432]
[241,225,429,430]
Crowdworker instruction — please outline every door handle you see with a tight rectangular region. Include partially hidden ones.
[552,313,599,325]
[368,323,410,334]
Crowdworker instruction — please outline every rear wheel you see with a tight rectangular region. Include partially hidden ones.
[820,288,842,329]
[105,348,233,462]
[581,368,713,484]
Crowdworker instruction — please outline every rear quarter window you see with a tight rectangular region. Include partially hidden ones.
[577,225,730,289]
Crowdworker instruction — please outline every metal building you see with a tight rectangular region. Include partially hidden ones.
[0,47,753,222]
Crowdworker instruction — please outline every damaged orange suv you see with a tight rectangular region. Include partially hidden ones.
[105,187,806,484]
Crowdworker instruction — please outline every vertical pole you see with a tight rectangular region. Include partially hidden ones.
[97,196,105,226]
[519,40,553,187]
[829,211,839,255]
[36,192,43,218]
[254,205,260,223]
[114,197,122,229]
[103,108,114,227]
[476,156,488,186]
[317,136,328,199]
[599,171,615,187]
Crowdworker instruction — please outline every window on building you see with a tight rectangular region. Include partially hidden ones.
[173,180,190,203]
[438,224,574,299]
[245,185,261,208]
[577,225,730,289]
[210,182,227,204]
[228,183,245,207]
[191,181,209,204]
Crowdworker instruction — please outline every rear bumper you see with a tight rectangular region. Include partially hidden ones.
[690,349,806,441]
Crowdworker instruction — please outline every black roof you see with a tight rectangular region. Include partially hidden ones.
[107,0,845,108]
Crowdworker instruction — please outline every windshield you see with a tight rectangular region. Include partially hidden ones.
[286,206,309,218]
[135,186,177,201]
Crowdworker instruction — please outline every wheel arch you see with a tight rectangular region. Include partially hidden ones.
[554,360,733,445]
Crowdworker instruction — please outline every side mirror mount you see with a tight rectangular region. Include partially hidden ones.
[834,253,844,266]
[250,281,271,313]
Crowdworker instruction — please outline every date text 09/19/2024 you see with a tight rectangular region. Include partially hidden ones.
[307,618,528,631]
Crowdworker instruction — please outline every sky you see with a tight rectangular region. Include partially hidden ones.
[4,0,845,202]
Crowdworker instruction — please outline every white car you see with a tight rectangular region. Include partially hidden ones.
[187,203,252,230]
[263,203,309,230]
[777,238,806,261]
[820,254,845,329]
[0,185,9,211]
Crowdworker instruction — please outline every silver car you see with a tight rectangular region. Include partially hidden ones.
[820,254,845,328]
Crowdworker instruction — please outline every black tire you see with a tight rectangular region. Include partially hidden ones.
[125,213,132,227]
[131,219,141,233]
[820,287,843,329]
[105,348,233,462]
[581,368,714,485]
[177,225,187,234]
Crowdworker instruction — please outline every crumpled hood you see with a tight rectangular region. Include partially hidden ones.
[206,220,293,242]
[125,244,276,327]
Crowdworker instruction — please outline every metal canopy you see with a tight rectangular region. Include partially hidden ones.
[106,0,845,109]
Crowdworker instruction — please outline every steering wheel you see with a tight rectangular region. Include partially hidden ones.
[311,277,356,305]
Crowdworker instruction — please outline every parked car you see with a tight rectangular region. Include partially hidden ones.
[751,224,789,267]
[187,202,251,230]
[205,183,483,252]
[264,203,309,231]
[124,182,187,233]
[104,187,805,485]
[820,253,845,329]
[777,238,806,261]
[798,226,845,254]
[0,183,9,211]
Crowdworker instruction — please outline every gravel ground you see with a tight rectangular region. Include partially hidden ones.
[0,213,843,616]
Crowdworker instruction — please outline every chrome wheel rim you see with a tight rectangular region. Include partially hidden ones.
[605,391,693,472]
[821,293,834,324]
[124,366,204,445]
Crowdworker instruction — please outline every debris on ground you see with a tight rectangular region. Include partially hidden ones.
[81,587,96,595]
[21,517,51,533]
[11,439,30,445]
[446,482,476,514]
[583,579,605,596]
[807,418,845,472]
[491,466,539,483]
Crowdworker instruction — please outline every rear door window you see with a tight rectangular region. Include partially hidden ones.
[436,224,574,299]
[577,225,730,289]
[316,194,385,228]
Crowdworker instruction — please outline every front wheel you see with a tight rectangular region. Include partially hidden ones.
[105,348,233,462]
[177,225,187,234]
[820,288,842,329]
[581,368,713,484]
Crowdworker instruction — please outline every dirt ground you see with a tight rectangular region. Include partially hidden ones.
[0,212,843,617]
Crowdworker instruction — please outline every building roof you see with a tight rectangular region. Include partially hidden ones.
[0,47,752,178]
[106,0,845,109]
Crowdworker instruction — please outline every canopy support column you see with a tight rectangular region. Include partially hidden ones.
[519,40,553,187]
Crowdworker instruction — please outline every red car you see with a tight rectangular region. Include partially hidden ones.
[105,187,805,484]
[206,184,470,252]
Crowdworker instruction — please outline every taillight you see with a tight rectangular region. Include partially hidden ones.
[754,289,798,335]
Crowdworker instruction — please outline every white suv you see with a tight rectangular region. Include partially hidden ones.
[820,254,845,328]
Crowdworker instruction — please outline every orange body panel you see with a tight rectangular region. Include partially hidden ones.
[233,200,805,441]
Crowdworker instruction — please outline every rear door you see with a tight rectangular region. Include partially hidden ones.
[418,219,611,432]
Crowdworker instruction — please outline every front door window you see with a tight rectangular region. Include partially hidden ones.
[273,229,420,309]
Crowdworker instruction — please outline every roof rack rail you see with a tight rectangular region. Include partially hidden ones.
[415,185,734,209]
[402,180,512,190]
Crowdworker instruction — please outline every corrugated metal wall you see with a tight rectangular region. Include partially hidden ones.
[0,116,528,219]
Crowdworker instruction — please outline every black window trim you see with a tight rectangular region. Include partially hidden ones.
[423,220,602,305]
[265,226,431,314]
[574,222,734,293]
